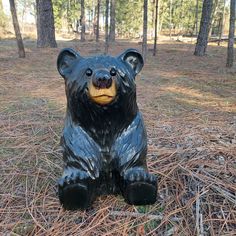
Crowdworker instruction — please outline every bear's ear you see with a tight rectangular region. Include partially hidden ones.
[118,49,144,75]
[57,48,82,78]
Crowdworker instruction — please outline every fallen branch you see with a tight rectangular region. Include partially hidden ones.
[109,210,181,222]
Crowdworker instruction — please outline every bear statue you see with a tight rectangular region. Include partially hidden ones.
[57,48,157,210]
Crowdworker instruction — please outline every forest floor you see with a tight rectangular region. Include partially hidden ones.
[0,38,236,235]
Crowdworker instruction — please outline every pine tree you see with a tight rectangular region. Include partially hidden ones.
[109,0,115,42]
[218,0,226,46]
[153,0,159,56]
[142,0,148,62]
[9,0,25,58]
[169,0,172,39]
[208,0,220,38]
[194,0,213,56]
[0,0,7,29]
[104,0,109,54]
[116,1,143,38]
[36,0,57,48]
[96,0,100,42]
[226,0,236,67]
[80,0,85,42]
[195,0,199,35]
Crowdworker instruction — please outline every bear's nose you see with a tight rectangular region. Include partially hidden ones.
[93,72,112,89]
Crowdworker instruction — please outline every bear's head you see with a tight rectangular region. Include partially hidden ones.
[57,48,144,144]
[57,48,144,132]
[57,48,143,105]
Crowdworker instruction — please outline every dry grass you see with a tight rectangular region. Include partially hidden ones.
[0,38,236,235]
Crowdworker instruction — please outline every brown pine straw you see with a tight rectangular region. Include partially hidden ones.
[0,39,236,235]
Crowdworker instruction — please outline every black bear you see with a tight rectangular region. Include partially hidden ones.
[57,48,157,210]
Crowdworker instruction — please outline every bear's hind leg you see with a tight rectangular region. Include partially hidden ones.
[58,170,97,210]
[121,168,157,205]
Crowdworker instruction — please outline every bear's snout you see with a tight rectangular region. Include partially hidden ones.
[88,70,117,106]
[92,71,112,89]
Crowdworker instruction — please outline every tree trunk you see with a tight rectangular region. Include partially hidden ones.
[159,1,164,33]
[195,0,199,35]
[67,0,71,33]
[177,0,183,39]
[226,0,236,68]
[36,0,57,48]
[109,0,115,42]
[21,0,26,32]
[169,0,172,39]
[80,0,85,42]
[96,0,100,42]
[194,0,213,56]
[9,0,25,58]
[218,0,226,46]
[151,0,155,32]
[153,0,159,56]
[104,0,109,54]
[208,0,219,38]
[142,0,148,62]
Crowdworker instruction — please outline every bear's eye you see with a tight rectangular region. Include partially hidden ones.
[86,68,93,76]
[110,68,117,76]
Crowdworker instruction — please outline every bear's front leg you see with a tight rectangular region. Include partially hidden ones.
[112,113,157,205]
[122,167,157,205]
[58,168,97,210]
[58,124,102,210]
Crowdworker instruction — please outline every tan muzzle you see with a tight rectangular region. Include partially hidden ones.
[88,80,117,105]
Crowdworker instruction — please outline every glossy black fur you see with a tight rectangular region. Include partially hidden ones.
[57,48,157,210]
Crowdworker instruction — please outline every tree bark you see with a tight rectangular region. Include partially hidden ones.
[169,0,172,39]
[226,0,236,68]
[109,0,115,42]
[195,0,199,35]
[9,0,25,58]
[194,0,213,56]
[177,0,183,39]
[80,0,85,42]
[151,0,155,33]
[208,0,219,38]
[153,0,159,56]
[67,0,71,33]
[36,0,57,48]
[218,0,226,46]
[96,0,100,42]
[142,0,148,62]
[104,0,109,54]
